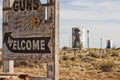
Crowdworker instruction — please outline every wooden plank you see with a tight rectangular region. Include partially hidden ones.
[0,73,29,80]
[3,22,8,26]
[2,0,53,60]
[3,7,12,10]
[54,0,59,80]
[47,0,59,80]
[3,60,14,73]
[47,62,54,78]
[3,53,51,60]
[2,0,14,73]
[30,77,53,80]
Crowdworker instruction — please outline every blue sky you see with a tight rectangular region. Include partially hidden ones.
[0,0,2,48]
[0,0,120,48]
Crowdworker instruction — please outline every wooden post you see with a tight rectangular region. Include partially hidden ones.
[3,0,14,73]
[54,0,59,80]
[47,0,59,80]
[3,60,14,73]
[47,62,54,78]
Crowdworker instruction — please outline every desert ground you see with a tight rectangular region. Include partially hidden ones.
[0,48,120,80]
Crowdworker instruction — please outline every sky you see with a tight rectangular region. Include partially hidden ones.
[0,0,120,48]
[0,0,2,48]
[60,0,120,48]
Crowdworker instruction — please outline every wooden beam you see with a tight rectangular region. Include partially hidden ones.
[54,0,59,80]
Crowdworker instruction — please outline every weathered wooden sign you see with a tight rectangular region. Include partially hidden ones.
[3,0,55,60]
[3,0,59,79]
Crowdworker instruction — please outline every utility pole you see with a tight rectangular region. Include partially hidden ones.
[100,37,102,49]
[69,32,71,48]
[100,37,103,58]
[87,30,89,49]
[87,30,90,54]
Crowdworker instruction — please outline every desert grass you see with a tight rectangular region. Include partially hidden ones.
[0,49,120,80]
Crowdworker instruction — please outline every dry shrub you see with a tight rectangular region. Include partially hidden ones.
[70,55,80,62]
[90,52,100,58]
[70,57,75,61]
[101,53,109,58]
[92,60,102,69]
[100,61,116,72]
[62,55,70,61]
[81,57,95,62]
[106,50,113,55]
[59,77,67,80]
[111,51,119,57]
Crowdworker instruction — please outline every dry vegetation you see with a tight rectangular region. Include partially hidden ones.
[59,49,120,80]
[0,49,120,80]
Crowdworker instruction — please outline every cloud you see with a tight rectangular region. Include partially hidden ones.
[70,0,120,7]
[60,9,120,21]
[60,0,120,21]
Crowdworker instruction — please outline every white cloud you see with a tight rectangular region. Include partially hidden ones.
[60,9,120,21]
[60,0,120,20]
[70,0,120,8]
